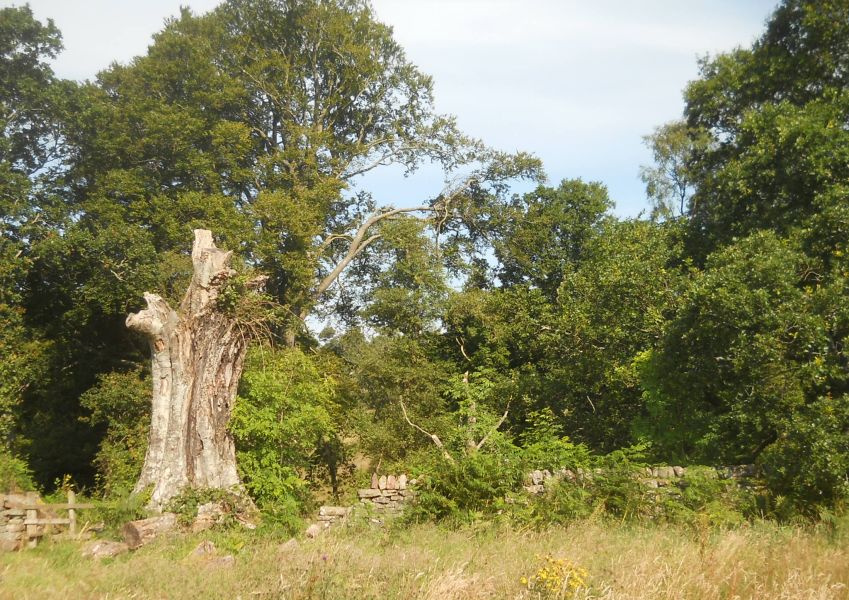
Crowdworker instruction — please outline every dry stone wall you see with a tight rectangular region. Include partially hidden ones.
[524,464,758,494]
[357,473,416,512]
[1,493,46,551]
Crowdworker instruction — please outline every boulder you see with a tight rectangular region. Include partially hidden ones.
[656,466,676,479]
[82,540,129,559]
[305,523,322,538]
[189,540,217,558]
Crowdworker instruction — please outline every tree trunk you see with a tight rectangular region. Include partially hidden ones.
[126,230,251,509]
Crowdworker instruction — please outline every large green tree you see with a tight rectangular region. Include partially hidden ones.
[22,0,538,495]
[682,0,849,258]
[64,0,489,333]
[0,6,82,481]
[636,0,849,508]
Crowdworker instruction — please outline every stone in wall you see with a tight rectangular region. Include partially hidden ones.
[522,464,759,495]
[1,493,49,551]
[357,474,416,511]
[317,506,351,523]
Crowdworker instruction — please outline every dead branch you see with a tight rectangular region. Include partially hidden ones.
[475,401,510,451]
[312,205,432,299]
[456,337,472,363]
[400,400,455,464]
[309,173,478,309]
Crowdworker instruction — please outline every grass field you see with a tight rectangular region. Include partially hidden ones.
[2,518,849,599]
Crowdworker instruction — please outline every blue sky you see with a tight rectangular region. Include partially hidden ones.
[18,0,779,216]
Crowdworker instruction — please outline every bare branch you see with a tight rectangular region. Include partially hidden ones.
[400,400,455,463]
[315,233,353,257]
[307,172,478,314]
[456,337,471,362]
[312,205,435,299]
[475,401,510,451]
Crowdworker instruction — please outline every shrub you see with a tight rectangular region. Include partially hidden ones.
[406,450,525,526]
[230,348,341,519]
[520,407,592,473]
[164,487,255,527]
[0,449,36,492]
[654,466,753,527]
[759,393,849,516]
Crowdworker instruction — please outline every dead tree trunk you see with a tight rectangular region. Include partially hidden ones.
[127,230,257,509]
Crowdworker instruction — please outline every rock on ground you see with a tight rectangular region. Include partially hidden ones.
[82,540,130,559]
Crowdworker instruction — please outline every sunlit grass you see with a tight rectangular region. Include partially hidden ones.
[2,518,848,599]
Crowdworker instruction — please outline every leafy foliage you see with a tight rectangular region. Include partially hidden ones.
[406,450,524,526]
[5,0,849,522]
[79,370,150,497]
[230,348,341,514]
[0,448,36,492]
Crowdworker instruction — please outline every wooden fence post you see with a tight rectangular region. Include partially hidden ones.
[25,490,38,548]
[68,490,76,535]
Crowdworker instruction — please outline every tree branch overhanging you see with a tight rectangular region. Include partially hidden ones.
[310,173,478,304]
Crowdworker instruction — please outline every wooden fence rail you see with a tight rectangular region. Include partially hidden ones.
[7,491,95,548]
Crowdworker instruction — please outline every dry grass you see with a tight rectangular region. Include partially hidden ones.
[1,519,848,599]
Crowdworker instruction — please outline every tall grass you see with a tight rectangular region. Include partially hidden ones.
[1,518,848,599]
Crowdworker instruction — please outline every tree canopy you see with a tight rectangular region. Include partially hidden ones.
[2,0,849,518]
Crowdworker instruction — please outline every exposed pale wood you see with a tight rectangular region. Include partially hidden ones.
[399,400,455,464]
[25,508,37,548]
[67,491,76,535]
[312,205,432,301]
[121,513,178,549]
[127,230,261,508]
[475,402,511,451]
[11,503,95,510]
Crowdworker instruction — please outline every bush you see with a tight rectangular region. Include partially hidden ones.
[230,348,341,518]
[654,466,754,527]
[759,393,849,516]
[406,450,525,526]
[164,487,256,527]
[0,449,36,492]
[520,407,592,472]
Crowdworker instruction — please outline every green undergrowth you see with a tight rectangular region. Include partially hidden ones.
[401,445,767,530]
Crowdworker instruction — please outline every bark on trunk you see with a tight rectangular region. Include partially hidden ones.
[127,230,252,509]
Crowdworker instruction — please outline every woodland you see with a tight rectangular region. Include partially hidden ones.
[2,0,849,536]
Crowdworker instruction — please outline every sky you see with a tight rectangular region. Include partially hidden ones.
[15,0,779,216]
